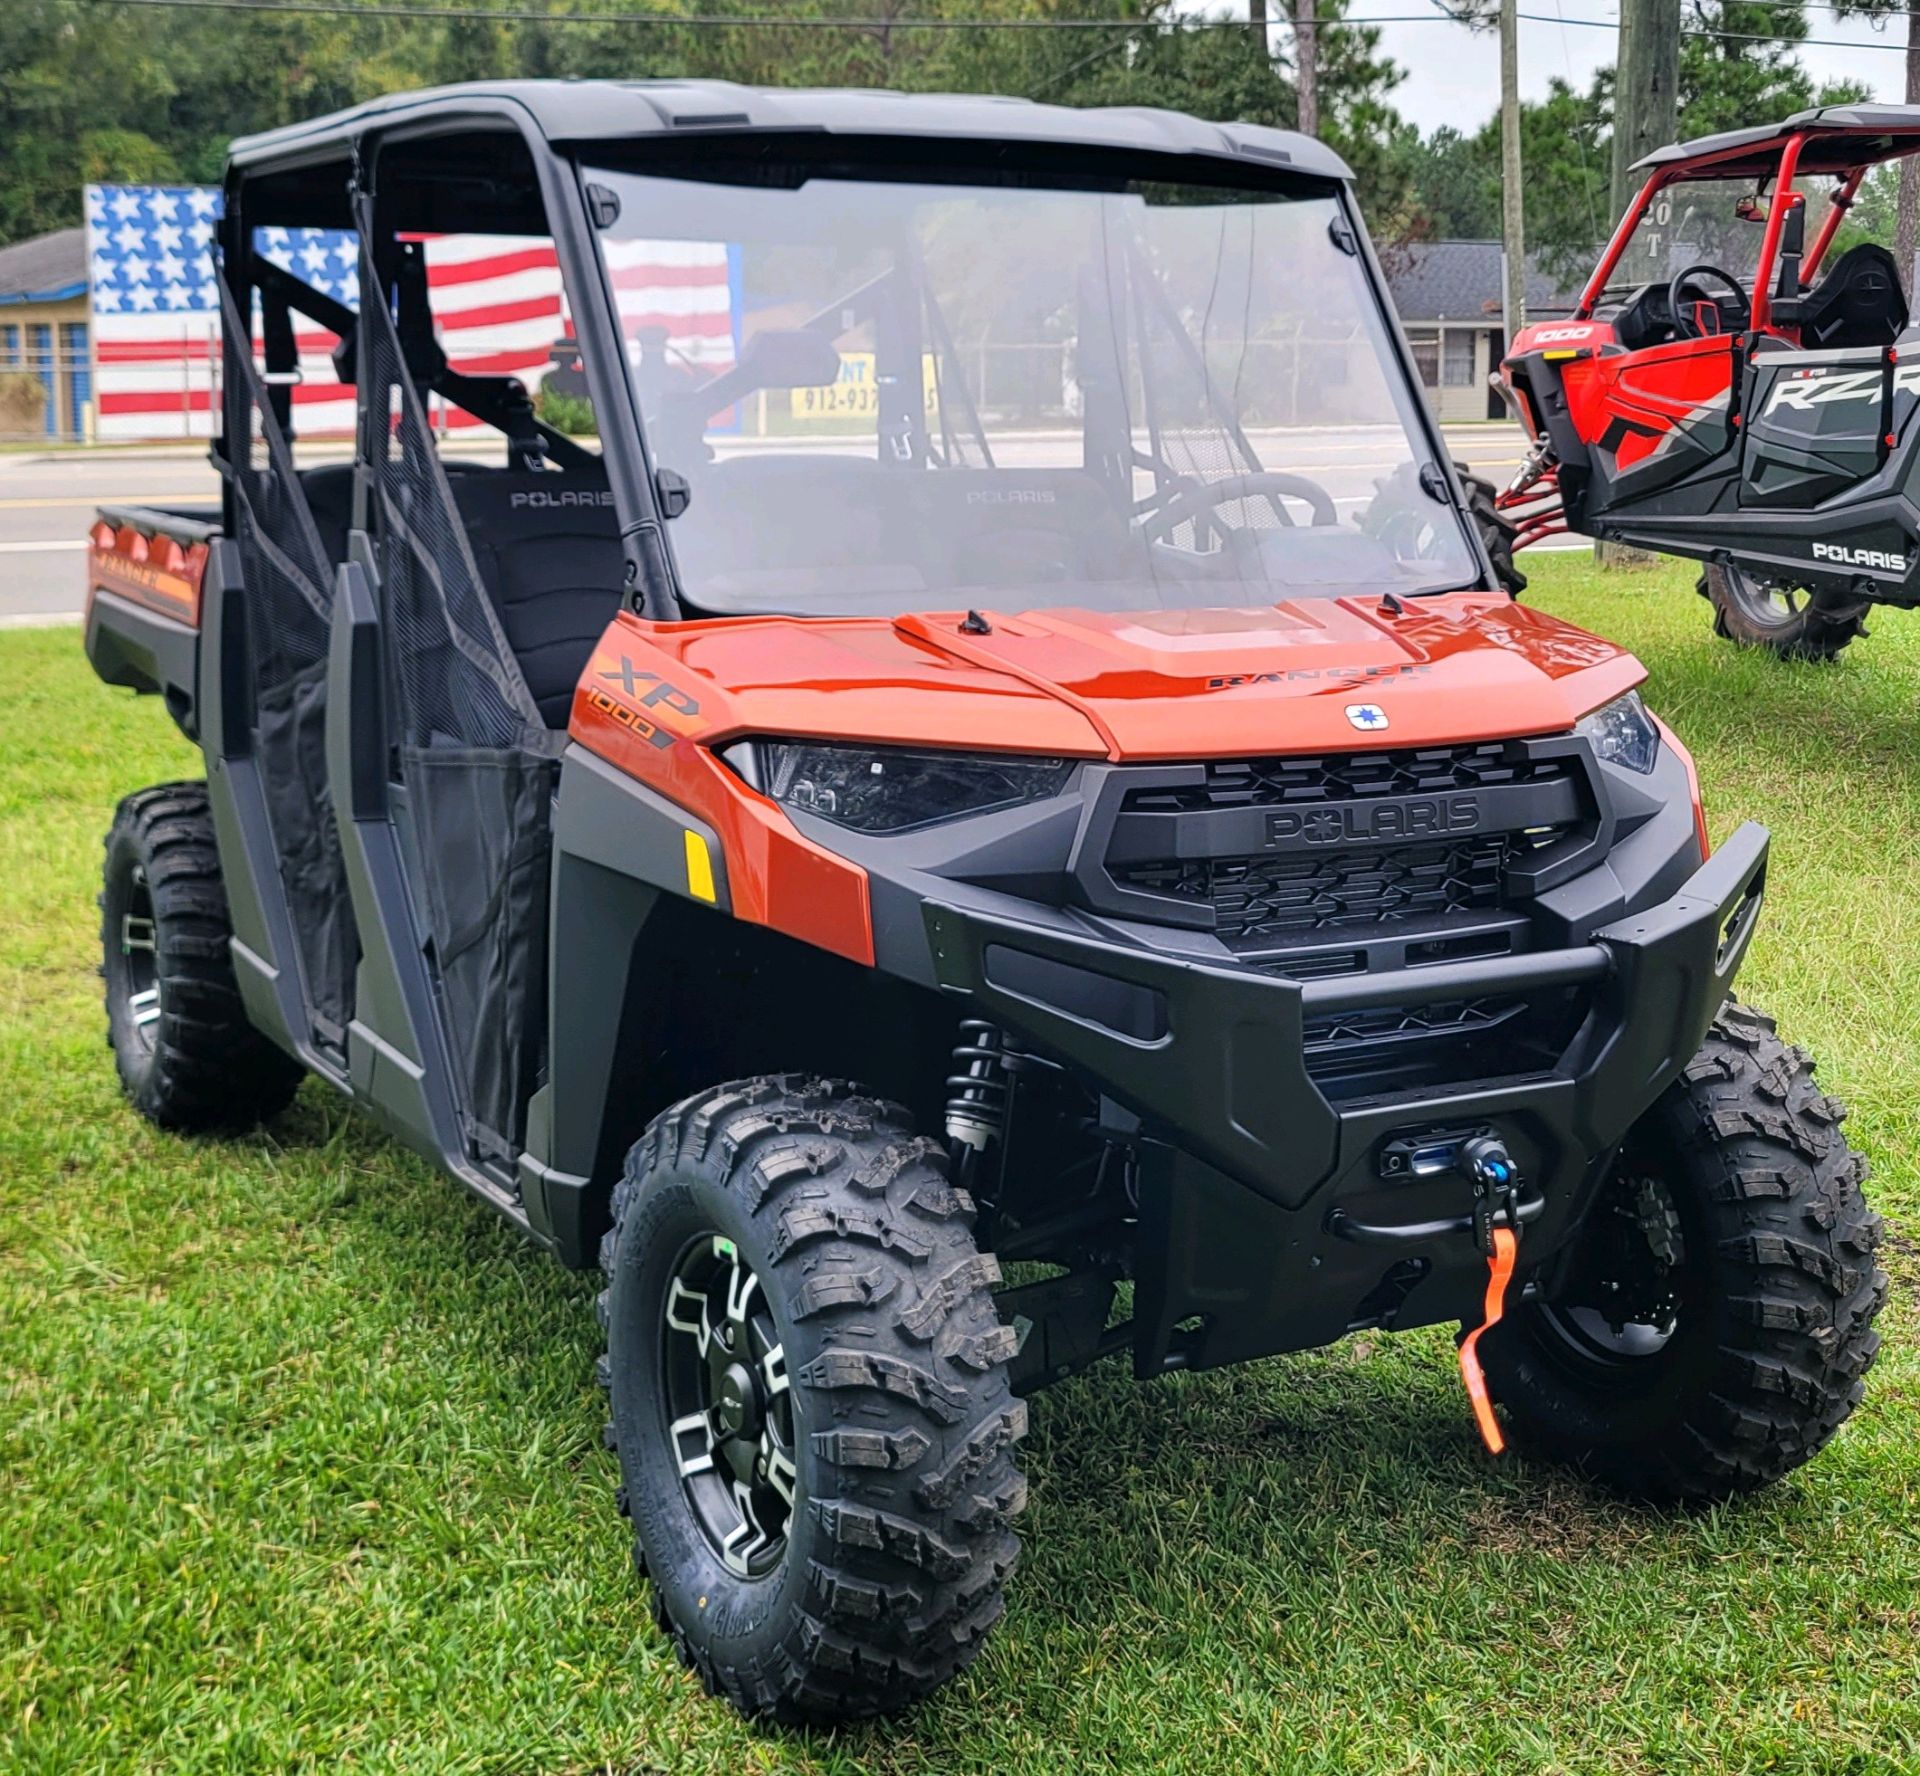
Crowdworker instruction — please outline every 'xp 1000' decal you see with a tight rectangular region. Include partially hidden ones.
[1760,361,1920,415]
[581,651,706,748]
[1265,794,1478,849]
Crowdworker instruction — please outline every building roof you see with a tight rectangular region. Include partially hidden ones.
[228,79,1353,182]
[1632,103,1920,181]
[1383,239,1584,323]
[0,227,87,306]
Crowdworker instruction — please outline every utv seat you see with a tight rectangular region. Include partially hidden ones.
[300,462,357,570]
[1798,244,1908,351]
[446,469,625,728]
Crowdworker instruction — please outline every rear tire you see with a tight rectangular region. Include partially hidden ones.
[1701,562,1868,660]
[1479,1003,1885,1500]
[598,1075,1025,1723]
[101,782,303,1130]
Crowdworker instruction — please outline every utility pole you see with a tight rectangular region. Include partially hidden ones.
[1499,0,1525,341]
[1295,0,1319,137]
[1901,12,1920,294]
[1609,0,1680,220]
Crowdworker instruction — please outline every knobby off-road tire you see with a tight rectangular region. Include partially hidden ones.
[1480,1003,1885,1500]
[598,1076,1026,1723]
[101,782,303,1130]
[1701,561,1868,661]
[1457,464,1528,596]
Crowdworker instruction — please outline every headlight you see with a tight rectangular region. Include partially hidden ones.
[1575,690,1660,774]
[758,741,1074,834]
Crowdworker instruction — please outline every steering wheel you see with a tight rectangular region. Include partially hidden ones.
[1140,470,1338,543]
[1666,264,1751,339]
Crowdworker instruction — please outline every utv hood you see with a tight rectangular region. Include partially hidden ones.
[610,593,1647,760]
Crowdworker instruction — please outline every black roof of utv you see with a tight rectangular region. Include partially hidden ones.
[1631,103,1920,182]
[227,78,1352,182]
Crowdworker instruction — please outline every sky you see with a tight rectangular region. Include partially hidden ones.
[1329,0,1914,136]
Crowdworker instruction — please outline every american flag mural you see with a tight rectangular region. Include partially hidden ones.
[84,184,736,443]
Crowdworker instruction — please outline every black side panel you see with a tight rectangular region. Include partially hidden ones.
[1741,347,1891,509]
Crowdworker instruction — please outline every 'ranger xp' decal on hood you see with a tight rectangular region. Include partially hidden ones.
[1205,663,1433,691]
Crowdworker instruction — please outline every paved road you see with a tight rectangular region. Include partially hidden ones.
[0,451,225,625]
[0,422,1539,624]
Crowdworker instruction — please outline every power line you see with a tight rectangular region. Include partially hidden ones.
[69,0,1356,27]
[67,0,1920,52]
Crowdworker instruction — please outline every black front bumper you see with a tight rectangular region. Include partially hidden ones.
[924,821,1769,1370]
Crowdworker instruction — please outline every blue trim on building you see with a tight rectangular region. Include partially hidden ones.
[0,282,88,307]
[29,323,54,437]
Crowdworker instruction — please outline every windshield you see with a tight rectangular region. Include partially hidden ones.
[582,162,1476,617]
[1613,173,1848,291]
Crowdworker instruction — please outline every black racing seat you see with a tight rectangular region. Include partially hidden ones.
[446,469,625,728]
[1798,243,1909,351]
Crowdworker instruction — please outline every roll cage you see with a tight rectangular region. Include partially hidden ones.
[1578,106,1920,334]
[220,80,1482,625]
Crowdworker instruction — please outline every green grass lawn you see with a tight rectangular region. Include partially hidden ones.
[3,556,1918,1774]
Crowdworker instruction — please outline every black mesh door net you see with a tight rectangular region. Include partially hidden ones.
[216,267,360,1052]
[358,227,562,1165]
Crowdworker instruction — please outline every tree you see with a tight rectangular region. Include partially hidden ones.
[1680,0,1870,136]
[1059,0,1410,214]
[1825,0,1920,293]
[0,0,1427,248]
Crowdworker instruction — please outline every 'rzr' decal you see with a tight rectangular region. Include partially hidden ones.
[1763,361,1920,416]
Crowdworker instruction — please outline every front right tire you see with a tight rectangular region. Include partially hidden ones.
[1479,1003,1885,1499]
[598,1075,1026,1723]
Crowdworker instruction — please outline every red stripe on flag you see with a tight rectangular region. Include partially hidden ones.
[425,246,557,288]
[616,309,734,339]
[606,261,734,290]
[431,292,563,333]
[439,347,556,376]
[100,382,354,416]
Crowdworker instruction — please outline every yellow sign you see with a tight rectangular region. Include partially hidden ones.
[789,353,940,421]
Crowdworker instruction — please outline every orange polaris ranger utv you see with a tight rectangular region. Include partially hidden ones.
[85,83,1884,1723]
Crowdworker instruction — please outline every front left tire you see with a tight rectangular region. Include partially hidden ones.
[598,1075,1026,1723]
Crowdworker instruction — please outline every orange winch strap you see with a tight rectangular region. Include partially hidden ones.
[1456,1225,1519,1456]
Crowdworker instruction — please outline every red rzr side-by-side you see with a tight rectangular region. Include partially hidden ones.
[1490,103,1920,658]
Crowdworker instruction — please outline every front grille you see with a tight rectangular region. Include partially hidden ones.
[1303,994,1522,1052]
[1099,739,1594,1096]
[1302,987,1588,1101]
[1112,831,1557,946]
[1118,743,1574,815]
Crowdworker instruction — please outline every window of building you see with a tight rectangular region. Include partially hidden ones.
[1443,329,1478,387]
[1406,328,1439,388]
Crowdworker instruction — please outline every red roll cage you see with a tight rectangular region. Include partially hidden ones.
[1576,123,1920,331]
